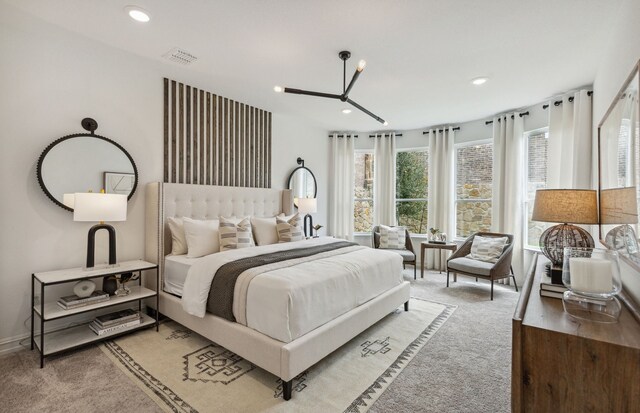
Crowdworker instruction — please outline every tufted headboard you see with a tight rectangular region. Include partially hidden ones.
[145,182,293,284]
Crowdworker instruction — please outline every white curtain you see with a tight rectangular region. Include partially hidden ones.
[329,134,355,240]
[492,113,524,283]
[547,90,593,189]
[374,133,397,226]
[426,128,455,270]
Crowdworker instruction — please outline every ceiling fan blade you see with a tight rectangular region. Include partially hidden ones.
[347,98,386,124]
[284,88,341,100]
[343,68,362,98]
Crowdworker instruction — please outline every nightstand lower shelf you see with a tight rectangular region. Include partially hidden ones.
[34,313,156,356]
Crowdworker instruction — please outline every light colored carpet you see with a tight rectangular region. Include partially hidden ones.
[0,269,517,413]
[100,298,453,413]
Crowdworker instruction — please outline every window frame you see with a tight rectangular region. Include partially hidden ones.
[522,127,549,252]
[395,147,429,236]
[353,149,375,236]
[453,138,493,241]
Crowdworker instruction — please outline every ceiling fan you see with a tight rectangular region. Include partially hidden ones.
[276,51,388,125]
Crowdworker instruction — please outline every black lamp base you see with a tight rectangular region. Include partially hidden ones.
[545,262,564,285]
[86,223,117,269]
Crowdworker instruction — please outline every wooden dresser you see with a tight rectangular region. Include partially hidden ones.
[512,255,640,412]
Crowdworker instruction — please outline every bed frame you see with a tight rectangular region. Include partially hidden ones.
[144,182,411,400]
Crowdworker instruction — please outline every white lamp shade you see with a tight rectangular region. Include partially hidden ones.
[63,193,75,209]
[73,193,127,222]
[298,197,317,214]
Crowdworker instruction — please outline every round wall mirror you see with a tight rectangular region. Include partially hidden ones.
[37,120,138,211]
[287,158,317,207]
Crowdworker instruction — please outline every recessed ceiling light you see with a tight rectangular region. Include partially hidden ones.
[341,108,352,114]
[125,6,151,23]
[383,121,389,126]
[471,77,488,86]
[273,86,283,93]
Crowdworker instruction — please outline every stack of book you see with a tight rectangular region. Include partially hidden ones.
[57,290,109,309]
[89,309,142,336]
[539,281,568,299]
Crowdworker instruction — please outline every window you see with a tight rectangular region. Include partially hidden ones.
[524,129,549,248]
[354,151,374,233]
[396,149,429,233]
[455,141,493,238]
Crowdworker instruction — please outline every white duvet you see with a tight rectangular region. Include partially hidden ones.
[181,237,404,342]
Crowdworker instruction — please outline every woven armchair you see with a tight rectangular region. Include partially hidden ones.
[372,225,417,280]
[446,232,518,300]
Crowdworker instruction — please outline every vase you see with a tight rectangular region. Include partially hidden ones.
[102,276,118,296]
[561,247,622,323]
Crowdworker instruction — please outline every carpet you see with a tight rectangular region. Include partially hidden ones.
[99,298,455,413]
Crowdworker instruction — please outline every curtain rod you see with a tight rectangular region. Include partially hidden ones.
[542,91,593,109]
[421,127,461,135]
[368,133,403,138]
[485,111,530,125]
[328,134,359,138]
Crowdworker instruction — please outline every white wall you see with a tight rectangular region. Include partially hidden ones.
[0,4,327,351]
[592,0,640,304]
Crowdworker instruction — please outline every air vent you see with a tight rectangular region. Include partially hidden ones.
[162,47,198,65]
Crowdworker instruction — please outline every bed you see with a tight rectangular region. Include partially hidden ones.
[144,182,411,400]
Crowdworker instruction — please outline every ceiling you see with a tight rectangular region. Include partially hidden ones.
[6,0,621,131]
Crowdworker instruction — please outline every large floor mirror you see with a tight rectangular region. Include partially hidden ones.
[599,60,640,270]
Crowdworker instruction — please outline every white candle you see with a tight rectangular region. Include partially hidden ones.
[569,257,613,294]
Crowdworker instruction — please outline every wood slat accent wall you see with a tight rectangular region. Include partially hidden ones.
[163,78,272,188]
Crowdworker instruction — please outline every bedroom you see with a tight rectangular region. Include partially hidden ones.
[1,0,640,412]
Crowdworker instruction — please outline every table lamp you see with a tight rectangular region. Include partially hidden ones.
[73,192,127,269]
[297,197,317,238]
[601,187,639,255]
[531,189,598,283]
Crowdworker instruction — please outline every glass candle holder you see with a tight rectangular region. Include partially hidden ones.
[561,247,622,323]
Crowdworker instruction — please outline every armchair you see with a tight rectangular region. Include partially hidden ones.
[372,225,417,280]
[446,232,518,300]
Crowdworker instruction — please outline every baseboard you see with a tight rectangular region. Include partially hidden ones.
[0,333,30,356]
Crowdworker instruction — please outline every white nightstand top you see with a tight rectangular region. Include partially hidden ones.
[33,259,157,284]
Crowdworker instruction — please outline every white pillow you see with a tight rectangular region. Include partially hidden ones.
[219,216,253,251]
[167,217,188,255]
[250,216,279,246]
[467,235,508,263]
[182,218,221,258]
[276,213,304,242]
[379,225,406,249]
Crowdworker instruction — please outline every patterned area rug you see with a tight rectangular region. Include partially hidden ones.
[100,298,455,413]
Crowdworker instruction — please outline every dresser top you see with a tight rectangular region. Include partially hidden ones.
[517,255,640,349]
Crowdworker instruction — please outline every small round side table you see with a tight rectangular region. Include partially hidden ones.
[420,241,458,278]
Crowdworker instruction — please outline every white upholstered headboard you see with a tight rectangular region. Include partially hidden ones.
[145,182,294,282]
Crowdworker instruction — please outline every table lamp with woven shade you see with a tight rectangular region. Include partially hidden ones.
[531,189,598,283]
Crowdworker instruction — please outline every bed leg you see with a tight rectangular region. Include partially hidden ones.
[283,380,292,400]
[404,301,409,311]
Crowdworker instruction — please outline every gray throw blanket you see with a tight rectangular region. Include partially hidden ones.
[207,241,356,321]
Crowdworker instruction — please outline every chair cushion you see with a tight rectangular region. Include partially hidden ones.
[383,248,415,262]
[379,225,406,249]
[467,235,508,263]
[447,257,494,276]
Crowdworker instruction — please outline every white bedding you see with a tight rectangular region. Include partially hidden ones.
[163,254,197,295]
[182,237,404,343]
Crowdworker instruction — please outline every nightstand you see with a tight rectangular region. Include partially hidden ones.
[31,260,158,367]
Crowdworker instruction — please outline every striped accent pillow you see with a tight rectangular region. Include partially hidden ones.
[467,235,508,263]
[218,216,253,251]
[379,225,406,249]
[276,213,304,242]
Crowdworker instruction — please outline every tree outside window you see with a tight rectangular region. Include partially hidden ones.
[354,152,374,233]
[396,150,429,234]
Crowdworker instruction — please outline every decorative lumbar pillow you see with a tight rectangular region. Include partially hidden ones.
[250,216,280,246]
[219,216,254,251]
[467,235,508,263]
[276,213,304,242]
[182,218,221,258]
[167,217,188,255]
[379,225,406,249]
